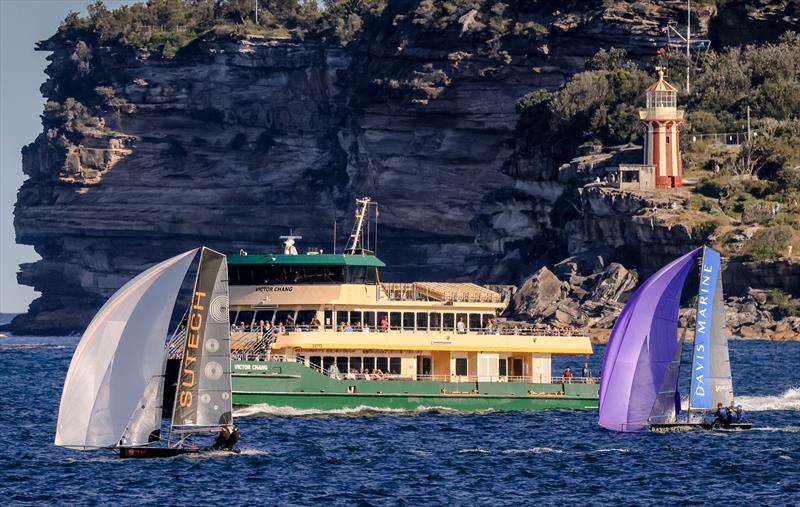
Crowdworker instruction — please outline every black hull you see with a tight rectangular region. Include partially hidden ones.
[650,422,753,433]
[119,446,203,459]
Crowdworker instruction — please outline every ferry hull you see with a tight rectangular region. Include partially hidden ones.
[231,360,598,412]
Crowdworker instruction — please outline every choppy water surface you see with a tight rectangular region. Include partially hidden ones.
[0,334,798,505]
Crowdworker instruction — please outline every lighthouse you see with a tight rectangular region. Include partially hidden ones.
[639,68,685,188]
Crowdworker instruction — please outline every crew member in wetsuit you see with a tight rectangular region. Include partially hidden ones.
[726,402,736,423]
[713,403,727,426]
[734,405,743,422]
[212,424,241,450]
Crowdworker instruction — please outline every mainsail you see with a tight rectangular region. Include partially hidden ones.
[55,249,198,450]
[689,247,733,410]
[598,248,701,432]
[171,247,232,431]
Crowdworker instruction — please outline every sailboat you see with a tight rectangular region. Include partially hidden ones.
[598,246,752,433]
[55,247,240,458]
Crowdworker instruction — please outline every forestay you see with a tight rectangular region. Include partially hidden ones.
[598,248,701,432]
[172,247,233,429]
[55,249,198,450]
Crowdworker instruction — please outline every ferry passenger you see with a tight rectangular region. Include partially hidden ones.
[581,363,592,381]
[456,319,466,334]
[485,319,494,335]
[362,323,370,333]
[329,363,340,379]
[346,369,357,380]
[345,323,354,332]
[363,369,371,381]
[562,367,573,383]
[339,323,346,332]
[380,317,389,332]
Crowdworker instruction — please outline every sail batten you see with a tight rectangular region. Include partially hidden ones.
[55,249,198,450]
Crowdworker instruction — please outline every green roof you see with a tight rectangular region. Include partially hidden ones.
[227,253,385,268]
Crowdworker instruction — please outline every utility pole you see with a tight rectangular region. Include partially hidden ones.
[686,0,691,94]
[747,105,752,143]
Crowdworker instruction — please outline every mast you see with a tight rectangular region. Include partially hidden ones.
[346,197,371,255]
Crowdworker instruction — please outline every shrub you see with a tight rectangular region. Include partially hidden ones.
[744,225,794,261]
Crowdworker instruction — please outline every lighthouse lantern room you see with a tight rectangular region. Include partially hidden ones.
[639,68,685,188]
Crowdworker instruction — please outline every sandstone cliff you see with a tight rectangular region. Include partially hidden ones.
[10,0,799,334]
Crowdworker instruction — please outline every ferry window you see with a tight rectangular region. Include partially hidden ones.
[376,357,388,372]
[511,358,523,377]
[499,358,507,377]
[469,313,481,330]
[253,311,268,325]
[443,313,454,331]
[350,311,362,326]
[364,311,376,328]
[363,357,375,371]
[229,311,238,324]
[310,356,322,370]
[390,312,401,330]
[325,266,345,283]
[365,267,377,284]
[322,356,335,373]
[275,310,294,326]
[377,312,388,330]
[350,357,362,371]
[297,310,316,326]
[346,267,367,284]
[455,358,468,376]
[336,357,349,375]
[429,312,441,331]
[403,313,414,330]
[389,357,401,375]
[418,357,432,375]
[416,312,428,330]
[456,313,468,330]
[337,311,349,328]
[324,310,333,329]
[236,311,255,328]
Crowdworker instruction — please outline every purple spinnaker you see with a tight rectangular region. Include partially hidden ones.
[598,248,701,432]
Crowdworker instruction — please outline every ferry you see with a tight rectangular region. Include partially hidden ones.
[225,198,599,411]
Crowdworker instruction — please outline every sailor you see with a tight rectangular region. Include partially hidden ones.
[727,402,736,423]
[212,424,240,451]
[713,402,728,425]
[734,405,744,422]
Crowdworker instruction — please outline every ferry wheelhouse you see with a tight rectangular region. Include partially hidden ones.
[227,199,598,411]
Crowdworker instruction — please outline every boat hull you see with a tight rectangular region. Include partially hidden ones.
[231,360,599,412]
[119,447,204,459]
[649,421,753,433]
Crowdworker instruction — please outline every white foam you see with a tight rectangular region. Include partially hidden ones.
[593,448,631,453]
[234,404,410,418]
[459,448,490,453]
[679,387,800,412]
[501,447,564,454]
[736,387,800,412]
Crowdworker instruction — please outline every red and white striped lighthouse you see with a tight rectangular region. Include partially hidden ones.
[639,68,685,188]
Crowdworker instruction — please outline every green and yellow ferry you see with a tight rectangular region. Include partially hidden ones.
[226,199,598,412]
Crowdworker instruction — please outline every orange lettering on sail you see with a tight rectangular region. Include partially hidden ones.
[179,390,193,407]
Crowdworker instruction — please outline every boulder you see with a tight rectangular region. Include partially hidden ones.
[587,263,638,304]
[513,267,563,319]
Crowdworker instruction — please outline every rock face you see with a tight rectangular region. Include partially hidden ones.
[9,1,799,334]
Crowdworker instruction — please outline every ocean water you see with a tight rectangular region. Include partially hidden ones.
[0,334,798,506]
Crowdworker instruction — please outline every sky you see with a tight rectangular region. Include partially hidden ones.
[0,0,136,313]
